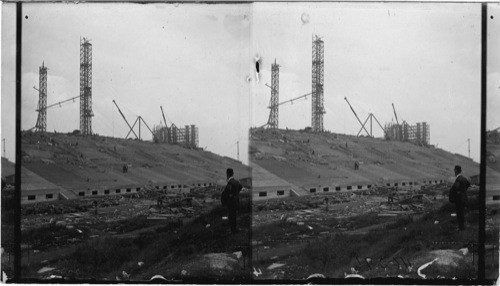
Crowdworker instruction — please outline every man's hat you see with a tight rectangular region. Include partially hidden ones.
[454,165,462,173]
[226,168,234,176]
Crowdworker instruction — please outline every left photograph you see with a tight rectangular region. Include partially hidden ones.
[1,3,252,281]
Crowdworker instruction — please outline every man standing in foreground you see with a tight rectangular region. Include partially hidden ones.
[449,165,471,230]
[221,168,243,234]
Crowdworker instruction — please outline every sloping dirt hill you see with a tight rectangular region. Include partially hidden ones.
[250,128,479,188]
[21,132,250,191]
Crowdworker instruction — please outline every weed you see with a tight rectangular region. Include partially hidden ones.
[386,215,413,230]
[68,236,140,277]
[22,224,89,249]
[114,215,150,233]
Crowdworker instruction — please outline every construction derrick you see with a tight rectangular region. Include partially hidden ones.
[267,59,280,129]
[35,62,48,132]
[312,35,325,132]
[356,113,386,138]
[80,37,93,135]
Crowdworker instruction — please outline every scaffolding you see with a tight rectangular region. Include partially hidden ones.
[413,122,430,145]
[80,37,93,135]
[312,35,325,132]
[385,121,430,145]
[268,59,280,129]
[35,62,48,133]
[152,124,198,148]
[189,124,199,148]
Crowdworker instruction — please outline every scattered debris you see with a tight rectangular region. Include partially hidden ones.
[232,251,243,260]
[307,273,326,279]
[417,258,438,279]
[37,267,56,274]
[459,248,468,256]
[45,274,63,280]
[150,275,167,281]
[253,267,262,277]
[267,263,285,270]
[345,273,364,279]
[121,270,130,280]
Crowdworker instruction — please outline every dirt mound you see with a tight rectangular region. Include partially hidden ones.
[20,131,249,192]
[250,128,479,187]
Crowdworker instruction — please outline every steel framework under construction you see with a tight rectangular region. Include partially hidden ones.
[80,37,93,136]
[311,35,325,132]
[152,106,199,148]
[267,59,280,129]
[385,122,430,145]
[35,62,48,132]
[152,124,199,148]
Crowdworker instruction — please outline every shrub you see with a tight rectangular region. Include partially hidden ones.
[133,231,157,249]
[302,234,362,272]
[386,215,413,230]
[71,236,139,276]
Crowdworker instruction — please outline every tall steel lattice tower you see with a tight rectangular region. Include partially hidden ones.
[311,35,325,132]
[80,37,93,135]
[35,62,48,132]
[267,59,280,129]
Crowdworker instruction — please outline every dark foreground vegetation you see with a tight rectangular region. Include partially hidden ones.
[253,199,498,281]
[18,193,251,282]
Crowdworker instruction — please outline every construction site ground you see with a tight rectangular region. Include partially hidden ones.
[251,184,499,280]
[2,187,253,281]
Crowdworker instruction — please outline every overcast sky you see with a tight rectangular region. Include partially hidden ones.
[251,2,500,163]
[2,2,500,164]
[2,3,252,164]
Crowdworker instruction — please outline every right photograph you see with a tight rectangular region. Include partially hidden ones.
[249,2,495,280]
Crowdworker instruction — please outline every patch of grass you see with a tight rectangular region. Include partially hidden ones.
[22,224,90,249]
[386,215,413,230]
[38,201,252,280]
[252,221,310,244]
[59,236,140,278]
[132,204,252,280]
[343,212,385,230]
[113,215,150,233]
[154,220,183,233]
[292,205,479,278]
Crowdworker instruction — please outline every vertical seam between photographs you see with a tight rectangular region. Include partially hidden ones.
[478,1,487,282]
[14,1,23,282]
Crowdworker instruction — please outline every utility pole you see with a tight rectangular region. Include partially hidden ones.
[2,138,5,158]
[468,138,470,158]
[237,141,240,161]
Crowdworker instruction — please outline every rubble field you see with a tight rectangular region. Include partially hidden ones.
[9,185,253,281]
[251,183,496,280]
